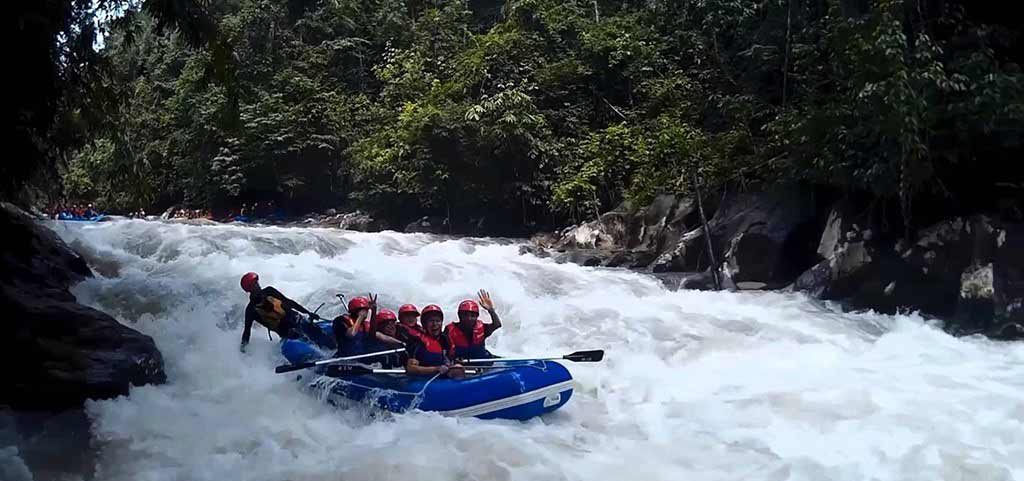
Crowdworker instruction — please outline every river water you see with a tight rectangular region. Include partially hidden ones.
[8,219,1024,481]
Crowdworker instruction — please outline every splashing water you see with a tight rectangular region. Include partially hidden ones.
[32,220,1024,480]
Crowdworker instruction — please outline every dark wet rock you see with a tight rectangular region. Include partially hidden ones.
[518,244,551,258]
[0,203,166,410]
[794,213,1021,338]
[540,194,702,273]
[552,249,605,267]
[405,216,449,234]
[296,210,388,232]
[679,270,719,291]
[651,187,822,288]
[0,408,96,481]
[994,223,1024,327]
[991,322,1024,341]
[336,210,387,231]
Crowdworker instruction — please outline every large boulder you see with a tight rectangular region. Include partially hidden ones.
[634,195,699,252]
[545,186,822,288]
[297,209,387,232]
[651,228,708,272]
[159,205,178,220]
[0,202,92,295]
[553,195,699,253]
[336,210,387,232]
[0,203,166,410]
[794,198,917,312]
[551,248,605,267]
[815,197,876,260]
[902,215,1002,326]
[958,262,995,322]
[545,195,700,269]
[405,216,449,234]
[678,269,723,291]
[795,211,1022,339]
[551,213,629,250]
[652,186,822,287]
[994,223,1024,337]
[793,239,916,313]
[4,284,167,410]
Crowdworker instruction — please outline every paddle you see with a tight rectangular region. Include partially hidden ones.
[334,366,406,375]
[461,349,604,364]
[326,366,493,377]
[274,348,406,374]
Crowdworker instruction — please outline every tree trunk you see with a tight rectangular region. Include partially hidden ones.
[782,0,793,107]
[692,171,721,290]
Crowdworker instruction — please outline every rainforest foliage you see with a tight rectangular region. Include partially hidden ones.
[18,0,1024,232]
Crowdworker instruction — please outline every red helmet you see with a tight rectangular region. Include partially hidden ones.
[348,296,370,313]
[374,309,397,326]
[240,272,259,292]
[421,304,443,320]
[398,304,420,316]
[458,299,479,314]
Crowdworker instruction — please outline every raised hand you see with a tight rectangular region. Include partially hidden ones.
[368,293,378,309]
[478,289,495,311]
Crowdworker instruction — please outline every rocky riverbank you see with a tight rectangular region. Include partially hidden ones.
[525,186,1023,340]
[1,203,166,411]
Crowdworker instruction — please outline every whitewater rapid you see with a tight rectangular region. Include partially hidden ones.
[34,220,1024,480]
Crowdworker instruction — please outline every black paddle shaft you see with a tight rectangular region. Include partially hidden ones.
[563,349,604,362]
[461,349,605,364]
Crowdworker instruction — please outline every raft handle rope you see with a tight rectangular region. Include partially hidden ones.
[323,361,548,400]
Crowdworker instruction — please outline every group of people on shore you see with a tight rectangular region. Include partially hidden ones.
[239,273,502,378]
[166,207,213,220]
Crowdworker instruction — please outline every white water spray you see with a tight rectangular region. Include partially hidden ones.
[40,220,1024,481]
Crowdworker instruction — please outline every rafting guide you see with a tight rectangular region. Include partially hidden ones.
[240,273,604,419]
[238,272,334,352]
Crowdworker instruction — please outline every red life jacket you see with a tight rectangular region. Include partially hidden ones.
[333,315,371,356]
[404,325,448,367]
[445,321,488,359]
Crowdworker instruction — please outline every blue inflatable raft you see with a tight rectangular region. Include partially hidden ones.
[280,324,574,420]
[56,213,106,222]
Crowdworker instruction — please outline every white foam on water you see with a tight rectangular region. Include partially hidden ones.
[51,220,1024,481]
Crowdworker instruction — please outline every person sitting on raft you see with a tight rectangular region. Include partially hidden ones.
[395,304,421,343]
[445,289,502,360]
[362,308,407,368]
[332,294,405,356]
[238,272,331,352]
[332,295,375,357]
[404,304,464,378]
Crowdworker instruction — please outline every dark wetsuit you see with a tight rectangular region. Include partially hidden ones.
[332,315,369,357]
[363,336,407,369]
[396,323,421,345]
[242,287,333,348]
